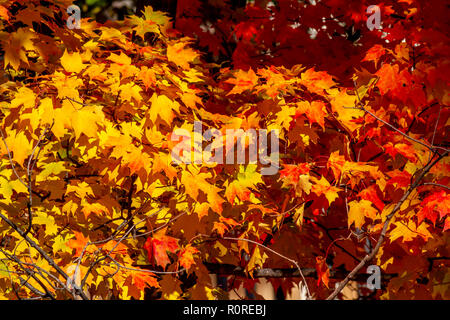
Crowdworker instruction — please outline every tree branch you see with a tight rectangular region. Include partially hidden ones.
[202,262,397,281]
[0,212,89,300]
[326,150,448,300]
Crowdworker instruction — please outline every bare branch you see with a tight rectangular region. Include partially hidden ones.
[326,150,448,300]
[202,262,398,281]
[197,234,312,300]
[420,182,450,191]
[0,212,89,300]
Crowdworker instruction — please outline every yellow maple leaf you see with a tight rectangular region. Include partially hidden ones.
[311,176,341,205]
[389,220,433,242]
[167,41,199,69]
[151,152,178,181]
[81,201,109,219]
[296,100,327,129]
[3,130,32,165]
[148,93,180,125]
[52,72,83,101]
[329,89,364,133]
[297,174,312,195]
[270,104,295,131]
[0,176,28,204]
[52,234,73,254]
[71,105,105,139]
[142,6,170,26]
[4,28,36,70]
[37,162,69,180]
[9,86,36,109]
[66,181,94,199]
[33,210,58,236]
[61,50,85,73]
[181,167,224,213]
[348,199,378,229]
[246,247,268,276]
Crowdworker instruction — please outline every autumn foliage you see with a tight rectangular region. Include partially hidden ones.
[0,0,448,300]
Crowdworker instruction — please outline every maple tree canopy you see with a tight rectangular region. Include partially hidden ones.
[0,0,448,300]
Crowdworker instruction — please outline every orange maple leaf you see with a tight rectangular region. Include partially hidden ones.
[226,69,259,95]
[315,256,330,288]
[144,230,179,268]
[383,142,417,162]
[178,245,200,271]
[130,270,159,290]
[67,231,91,256]
[212,222,229,237]
[362,44,386,67]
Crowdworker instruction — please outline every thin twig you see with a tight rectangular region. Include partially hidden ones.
[420,182,450,191]
[326,150,448,300]
[353,80,448,155]
[0,212,89,300]
[220,235,312,300]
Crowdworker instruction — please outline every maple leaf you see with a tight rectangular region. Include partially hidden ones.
[226,69,259,95]
[167,41,199,69]
[10,86,36,109]
[3,28,36,70]
[390,220,432,242]
[212,222,228,237]
[52,234,73,254]
[67,231,90,256]
[280,163,311,184]
[299,68,335,95]
[142,6,170,27]
[246,247,268,275]
[296,101,327,129]
[315,256,330,288]
[358,185,385,211]
[386,169,412,189]
[66,182,95,200]
[329,89,364,132]
[178,245,199,271]
[225,165,263,204]
[3,130,32,165]
[234,21,258,41]
[38,162,69,180]
[327,151,346,181]
[417,191,449,225]
[61,50,85,73]
[81,202,109,219]
[144,230,179,268]
[148,93,180,125]
[33,210,58,236]
[181,168,224,214]
[348,200,378,229]
[362,44,386,68]
[0,5,9,21]
[383,142,417,162]
[444,218,450,232]
[270,104,296,131]
[0,176,28,204]
[139,66,156,90]
[311,176,341,205]
[130,270,159,290]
